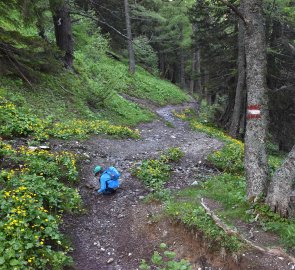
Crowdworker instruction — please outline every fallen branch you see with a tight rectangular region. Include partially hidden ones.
[200,198,295,264]
[200,198,238,236]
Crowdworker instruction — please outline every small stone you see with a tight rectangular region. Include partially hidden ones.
[278,257,284,260]
[139,196,145,200]
[107,258,114,264]
[94,241,101,247]
[39,145,50,150]
[171,135,176,139]
[83,153,91,159]
[191,181,199,186]
[128,253,132,256]
[101,247,105,252]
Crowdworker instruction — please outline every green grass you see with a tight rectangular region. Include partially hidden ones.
[133,147,184,192]
[165,193,243,253]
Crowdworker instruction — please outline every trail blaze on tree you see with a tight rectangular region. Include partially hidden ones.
[243,0,269,200]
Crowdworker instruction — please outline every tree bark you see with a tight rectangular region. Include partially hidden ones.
[190,51,196,94]
[229,2,246,138]
[204,69,210,104]
[159,52,165,77]
[124,0,135,74]
[190,50,202,94]
[243,0,269,200]
[180,48,185,89]
[195,48,201,94]
[266,145,295,217]
[51,1,74,68]
[190,22,202,95]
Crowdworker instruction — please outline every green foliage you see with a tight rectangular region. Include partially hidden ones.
[208,141,244,175]
[252,202,295,248]
[201,174,247,210]
[0,95,50,140]
[139,243,192,270]
[166,199,242,252]
[196,100,220,125]
[0,94,140,140]
[133,147,183,191]
[133,36,159,74]
[0,141,82,269]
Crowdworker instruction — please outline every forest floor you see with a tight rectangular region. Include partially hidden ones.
[55,100,295,270]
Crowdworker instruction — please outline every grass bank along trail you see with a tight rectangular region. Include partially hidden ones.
[60,102,294,270]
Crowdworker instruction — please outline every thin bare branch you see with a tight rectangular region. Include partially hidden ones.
[217,0,246,24]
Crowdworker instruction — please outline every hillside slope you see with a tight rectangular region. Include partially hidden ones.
[1,18,189,130]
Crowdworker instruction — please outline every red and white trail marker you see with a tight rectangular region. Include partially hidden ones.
[247,105,261,119]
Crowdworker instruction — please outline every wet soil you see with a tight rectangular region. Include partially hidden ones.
[54,101,295,270]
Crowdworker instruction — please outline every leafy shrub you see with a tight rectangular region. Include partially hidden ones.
[133,36,159,74]
[49,119,140,139]
[208,141,244,175]
[0,141,81,269]
[196,100,220,125]
[139,243,192,270]
[0,96,49,140]
[133,148,184,191]
[0,95,140,140]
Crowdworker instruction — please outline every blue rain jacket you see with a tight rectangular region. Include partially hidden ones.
[98,171,120,193]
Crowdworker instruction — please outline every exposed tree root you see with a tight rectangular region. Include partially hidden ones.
[200,198,295,264]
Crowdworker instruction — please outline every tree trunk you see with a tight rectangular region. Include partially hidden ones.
[266,145,295,217]
[180,48,185,89]
[195,48,201,94]
[190,51,196,94]
[243,0,269,200]
[204,69,210,104]
[229,2,246,138]
[51,2,74,68]
[159,52,165,77]
[179,25,185,89]
[124,0,135,74]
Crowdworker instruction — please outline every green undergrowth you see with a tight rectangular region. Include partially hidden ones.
[173,108,295,249]
[0,140,82,269]
[139,243,192,270]
[132,147,184,198]
[165,197,242,253]
[0,95,139,141]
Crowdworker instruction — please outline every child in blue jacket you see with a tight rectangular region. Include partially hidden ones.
[94,165,120,195]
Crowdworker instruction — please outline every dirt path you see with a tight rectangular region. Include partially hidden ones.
[56,102,295,270]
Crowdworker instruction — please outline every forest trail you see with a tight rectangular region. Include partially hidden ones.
[56,102,294,270]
